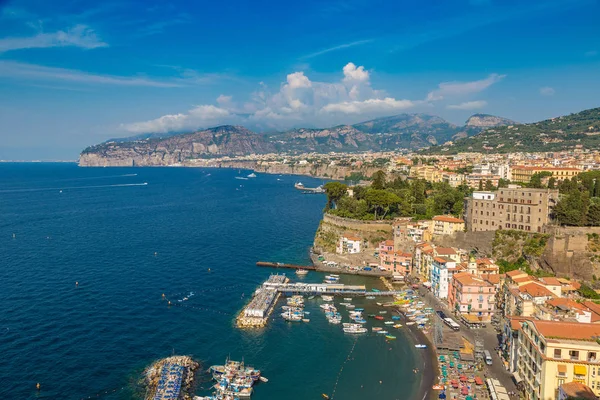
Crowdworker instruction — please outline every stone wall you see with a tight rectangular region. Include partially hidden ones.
[539,226,600,280]
[314,214,393,254]
[432,231,496,256]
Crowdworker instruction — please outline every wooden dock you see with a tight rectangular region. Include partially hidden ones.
[256,261,316,270]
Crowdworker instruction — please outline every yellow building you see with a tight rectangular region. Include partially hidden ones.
[432,215,465,236]
[511,166,581,184]
[409,165,442,182]
[514,319,600,400]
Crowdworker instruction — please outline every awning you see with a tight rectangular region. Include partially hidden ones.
[557,364,567,374]
[512,371,523,384]
[574,365,587,376]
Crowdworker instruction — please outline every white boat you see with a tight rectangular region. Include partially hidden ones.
[406,322,416,326]
[259,376,269,383]
[247,173,257,178]
[343,298,352,301]
[346,304,355,309]
[296,269,309,276]
[235,177,249,180]
[339,302,351,307]
[415,344,427,349]
[366,296,376,300]
[302,319,310,323]
[321,295,334,302]
[377,330,389,334]
[384,321,394,325]
[343,325,367,334]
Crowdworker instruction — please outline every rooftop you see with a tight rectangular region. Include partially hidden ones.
[453,272,494,287]
[520,282,555,298]
[559,381,597,400]
[433,215,465,223]
[527,319,600,341]
[435,247,457,256]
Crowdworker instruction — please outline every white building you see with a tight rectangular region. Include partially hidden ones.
[430,256,457,299]
[336,235,362,254]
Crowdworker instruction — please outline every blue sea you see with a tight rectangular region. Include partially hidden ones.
[0,163,424,400]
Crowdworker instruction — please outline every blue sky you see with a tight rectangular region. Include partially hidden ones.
[0,0,599,159]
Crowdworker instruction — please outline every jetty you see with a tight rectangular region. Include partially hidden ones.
[237,274,289,328]
[294,182,325,194]
[144,356,199,400]
[256,261,315,270]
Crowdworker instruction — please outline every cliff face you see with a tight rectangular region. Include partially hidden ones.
[466,114,517,128]
[79,126,275,167]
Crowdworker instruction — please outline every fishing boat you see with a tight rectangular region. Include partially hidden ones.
[385,335,396,340]
[295,269,309,276]
[393,324,403,328]
[372,327,382,332]
[379,311,387,314]
[343,298,352,301]
[321,295,334,302]
[384,321,394,325]
[415,344,427,349]
[374,315,384,321]
[302,319,310,323]
[377,330,389,334]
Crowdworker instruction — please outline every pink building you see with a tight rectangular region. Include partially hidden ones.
[378,240,412,274]
[448,272,496,323]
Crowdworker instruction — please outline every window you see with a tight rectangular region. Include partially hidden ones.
[569,350,579,361]
[554,349,561,359]
[589,352,597,362]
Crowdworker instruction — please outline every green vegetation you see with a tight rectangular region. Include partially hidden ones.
[426,107,600,154]
[344,172,370,182]
[324,170,470,220]
[554,171,600,226]
[578,283,600,300]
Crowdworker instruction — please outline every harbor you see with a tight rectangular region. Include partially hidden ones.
[236,274,288,328]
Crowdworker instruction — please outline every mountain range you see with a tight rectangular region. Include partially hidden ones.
[425,107,600,154]
[79,113,515,166]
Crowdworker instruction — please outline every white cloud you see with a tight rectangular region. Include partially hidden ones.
[286,72,312,89]
[322,98,416,114]
[0,61,182,87]
[342,62,369,83]
[426,73,505,101]
[121,105,231,134]
[447,100,487,110]
[0,24,107,53]
[539,87,555,96]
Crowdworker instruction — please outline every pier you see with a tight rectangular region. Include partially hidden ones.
[256,261,315,270]
[144,356,199,400]
[237,274,289,328]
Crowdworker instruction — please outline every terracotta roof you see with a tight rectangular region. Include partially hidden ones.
[482,274,501,285]
[512,276,535,284]
[380,240,394,247]
[572,281,582,290]
[434,257,449,264]
[513,166,581,171]
[435,247,457,256]
[529,319,600,341]
[520,282,555,298]
[506,270,527,278]
[476,258,495,265]
[539,277,561,286]
[559,382,597,400]
[583,301,600,318]
[546,298,588,313]
[343,235,361,242]
[433,215,465,223]
[453,272,493,287]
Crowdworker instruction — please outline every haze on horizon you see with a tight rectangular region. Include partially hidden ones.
[0,0,599,160]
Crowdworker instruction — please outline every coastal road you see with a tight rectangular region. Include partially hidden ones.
[413,283,517,393]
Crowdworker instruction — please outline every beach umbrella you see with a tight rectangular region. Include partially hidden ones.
[460,376,467,382]
[439,392,447,399]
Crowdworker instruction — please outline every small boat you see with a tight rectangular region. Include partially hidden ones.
[393,324,403,328]
[374,316,384,321]
[344,298,352,301]
[259,376,269,383]
[308,296,315,300]
[368,314,376,318]
[372,289,380,292]
[322,394,330,400]
[302,319,310,322]
[391,316,401,320]
[377,330,389,334]
[321,295,334,302]
[235,176,249,180]
[386,335,396,340]
[376,302,383,306]
[303,311,310,315]
[346,305,355,309]
[384,321,394,325]
[415,344,427,349]
[354,308,364,311]
[406,322,416,326]
[296,269,309,276]
[372,327,382,332]
[366,296,376,300]
[379,311,387,314]
[248,173,257,178]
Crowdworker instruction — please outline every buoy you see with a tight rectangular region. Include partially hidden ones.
[36,383,41,390]
[168,301,171,305]
[154,252,157,256]
[208,268,211,272]
[75,281,78,287]
[162,293,165,298]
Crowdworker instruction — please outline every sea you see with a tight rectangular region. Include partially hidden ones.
[0,163,424,400]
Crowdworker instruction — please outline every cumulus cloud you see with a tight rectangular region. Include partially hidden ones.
[447,100,487,110]
[121,63,504,134]
[121,104,231,134]
[539,87,555,96]
[426,73,505,101]
[0,24,107,53]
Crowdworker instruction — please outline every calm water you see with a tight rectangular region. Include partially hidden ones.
[0,163,423,400]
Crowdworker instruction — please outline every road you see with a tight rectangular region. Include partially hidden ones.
[410,280,517,393]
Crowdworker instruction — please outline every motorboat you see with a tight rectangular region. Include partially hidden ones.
[247,173,257,178]
[296,269,309,276]
[415,344,427,349]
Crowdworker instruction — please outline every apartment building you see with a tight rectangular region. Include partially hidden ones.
[464,187,559,233]
[432,215,465,236]
[511,166,581,184]
[336,235,361,254]
[513,319,600,400]
[448,272,496,323]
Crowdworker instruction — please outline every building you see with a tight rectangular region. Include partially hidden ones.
[558,382,597,400]
[409,165,442,182]
[513,319,600,400]
[336,235,361,254]
[442,171,464,188]
[380,250,412,274]
[464,187,559,233]
[511,166,581,184]
[432,215,465,236]
[430,256,456,299]
[448,272,496,323]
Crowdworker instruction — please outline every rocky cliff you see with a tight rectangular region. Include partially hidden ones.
[80,125,275,167]
[465,114,516,128]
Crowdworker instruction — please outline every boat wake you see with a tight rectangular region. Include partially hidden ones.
[0,182,148,193]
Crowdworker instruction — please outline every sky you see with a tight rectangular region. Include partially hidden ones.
[0,0,599,160]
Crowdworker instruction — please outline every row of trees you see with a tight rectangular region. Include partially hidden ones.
[324,171,470,220]
[553,171,600,226]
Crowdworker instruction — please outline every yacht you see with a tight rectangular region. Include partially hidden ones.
[247,173,257,178]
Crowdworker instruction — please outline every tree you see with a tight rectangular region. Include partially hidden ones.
[371,170,387,190]
[554,190,590,226]
[588,203,600,226]
[484,180,495,191]
[364,189,400,220]
[547,177,556,189]
[529,171,553,189]
[498,178,510,188]
[411,179,426,204]
[478,180,483,190]
[323,182,348,210]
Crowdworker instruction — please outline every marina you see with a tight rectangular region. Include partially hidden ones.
[237,275,288,328]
